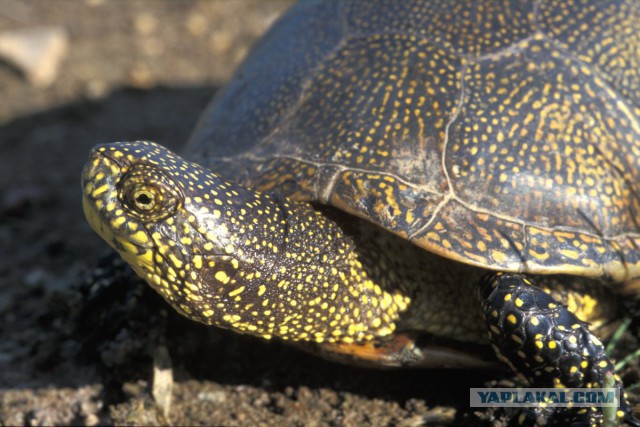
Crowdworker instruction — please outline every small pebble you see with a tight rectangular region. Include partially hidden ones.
[0,26,68,87]
[128,64,154,89]
[197,390,227,403]
[25,268,48,288]
[85,413,99,426]
[135,13,157,36]
[209,32,232,55]
[186,13,208,37]
[85,79,109,99]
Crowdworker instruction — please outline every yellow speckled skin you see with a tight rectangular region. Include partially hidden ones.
[188,0,640,283]
[83,143,411,346]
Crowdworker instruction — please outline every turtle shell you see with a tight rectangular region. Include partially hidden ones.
[185,0,640,281]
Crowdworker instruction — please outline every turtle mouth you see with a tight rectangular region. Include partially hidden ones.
[82,150,118,243]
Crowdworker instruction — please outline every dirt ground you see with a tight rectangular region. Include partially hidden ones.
[0,1,638,426]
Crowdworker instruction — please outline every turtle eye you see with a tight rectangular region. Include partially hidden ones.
[129,185,160,212]
[120,166,181,221]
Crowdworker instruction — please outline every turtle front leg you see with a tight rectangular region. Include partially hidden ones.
[478,272,638,426]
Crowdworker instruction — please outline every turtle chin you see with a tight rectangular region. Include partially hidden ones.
[82,196,118,250]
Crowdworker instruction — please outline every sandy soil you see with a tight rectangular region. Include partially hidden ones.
[0,1,638,426]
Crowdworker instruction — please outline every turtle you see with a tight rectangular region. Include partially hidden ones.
[81,0,640,424]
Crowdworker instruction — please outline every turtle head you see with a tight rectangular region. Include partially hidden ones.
[82,141,409,343]
[81,141,284,323]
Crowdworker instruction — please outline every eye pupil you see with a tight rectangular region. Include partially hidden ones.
[136,193,152,205]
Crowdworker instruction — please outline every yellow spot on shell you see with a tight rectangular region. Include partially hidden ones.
[492,251,508,263]
[560,249,581,260]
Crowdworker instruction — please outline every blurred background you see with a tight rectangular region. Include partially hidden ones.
[0,0,291,120]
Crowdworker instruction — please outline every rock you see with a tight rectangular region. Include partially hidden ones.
[0,26,68,87]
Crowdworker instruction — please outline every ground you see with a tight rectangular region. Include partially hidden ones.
[0,1,638,426]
